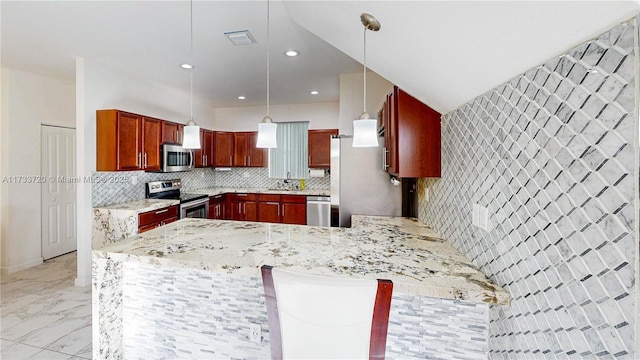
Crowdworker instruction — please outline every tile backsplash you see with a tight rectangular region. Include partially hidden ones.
[92,167,330,207]
[419,18,638,357]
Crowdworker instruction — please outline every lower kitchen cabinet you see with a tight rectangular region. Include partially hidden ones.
[228,193,257,221]
[208,194,226,220]
[281,195,306,225]
[257,194,306,225]
[138,205,178,233]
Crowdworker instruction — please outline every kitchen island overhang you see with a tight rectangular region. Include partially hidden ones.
[92,216,510,359]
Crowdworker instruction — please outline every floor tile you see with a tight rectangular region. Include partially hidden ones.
[0,341,42,359]
[28,349,71,359]
[45,325,92,356]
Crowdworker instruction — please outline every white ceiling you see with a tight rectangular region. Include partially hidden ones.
[2,1,639,114]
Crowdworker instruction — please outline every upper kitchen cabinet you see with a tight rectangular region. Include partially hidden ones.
[214,131,234,167]
[233,132,265,167]
[308,129,338,168]
[96,110,161,171]
[161,121,184,145]
[195,129,214,168]
[382,86,441,178]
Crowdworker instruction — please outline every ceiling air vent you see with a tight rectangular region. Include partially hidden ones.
[224,30,256,45]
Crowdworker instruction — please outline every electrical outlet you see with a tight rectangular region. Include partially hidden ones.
[424,186,430,202]
[243,171,250,178]
[249,323,261,344]
[131,176,137,185]
[472,204,479,226]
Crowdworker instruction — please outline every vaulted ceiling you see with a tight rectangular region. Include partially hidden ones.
[2,1,638,114]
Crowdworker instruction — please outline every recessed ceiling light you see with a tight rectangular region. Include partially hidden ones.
[285,50,300,57]
[238,96,246,100]
[309,90,319,95]
[181,64,193,69]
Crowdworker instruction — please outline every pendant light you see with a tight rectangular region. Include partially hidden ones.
[182,0,201,149]
[352,13,380,148]
[256,0,278,148]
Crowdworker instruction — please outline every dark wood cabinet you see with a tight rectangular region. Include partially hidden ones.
[308,129,338,168]
[257,194,306,225]
[257,194,281,223]
[194,129,215,168]
[382,86,441,178]
[228,193,257,221]
[97,110,161,171]
[208,194,226,220]
[281,195,307,225]
[234,132,265,167]
[161,121,184,145]
[214,131,234,167]
[138,205,179,233]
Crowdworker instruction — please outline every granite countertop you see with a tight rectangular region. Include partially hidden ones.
[94,199,179,213]
[94,215,510,305]
[191,187,330,197]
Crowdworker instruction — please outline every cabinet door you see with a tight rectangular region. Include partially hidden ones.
[387,91,398,175]
[203,130,214,167]
[214,132,234,167]
[116,112,142,170]
[194,129,205,168]
[282,202,306,225]
[245,201,258,222]
[233,132,249,167]
[142,117,162,171]
[161,121,183,144]
[258,201,281,223]
[229,200,243,220]
[308,129,337,168]
[247,132,264,167]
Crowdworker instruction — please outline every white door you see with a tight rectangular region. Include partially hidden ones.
[41,125,77,260]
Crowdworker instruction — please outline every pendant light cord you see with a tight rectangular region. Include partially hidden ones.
[363,27,367,115]
[189,0,194,122]
[266,0,270,117]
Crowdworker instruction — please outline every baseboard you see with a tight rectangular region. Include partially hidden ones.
[1,257,44,275]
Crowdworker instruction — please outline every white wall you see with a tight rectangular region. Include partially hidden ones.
[212,102,339,131]
[0,68,75,273]
[75,60,216,285]
[338,71,392,134]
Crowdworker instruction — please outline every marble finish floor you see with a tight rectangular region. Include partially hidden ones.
[1,252,91,359]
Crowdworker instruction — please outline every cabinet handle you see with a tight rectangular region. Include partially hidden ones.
[229,156,232,166]
[239,203,242,214]
[248,156,251,166]
[243,203,246,214]
[237,194,247,197]
[155,209,169,214]
[176,130,180,142]
[282,205,285,217]
[308,155,311,165]
[138,153,142,168]
[382,147,389,170]
[144,153,148,168]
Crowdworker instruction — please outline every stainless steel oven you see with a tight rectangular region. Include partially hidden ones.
[180,194,209,219]
[146,179,208,219]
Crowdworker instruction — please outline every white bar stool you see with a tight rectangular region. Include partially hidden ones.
[261,265,393,360]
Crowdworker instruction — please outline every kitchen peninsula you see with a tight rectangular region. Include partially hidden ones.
[92,215,510,359]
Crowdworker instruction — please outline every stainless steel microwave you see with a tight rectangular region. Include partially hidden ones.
[159,143,194,172]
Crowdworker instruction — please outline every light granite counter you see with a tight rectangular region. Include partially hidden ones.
[93,215,510,359]
[92,199,178,249]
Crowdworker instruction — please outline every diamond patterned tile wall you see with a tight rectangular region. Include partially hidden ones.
[92,167,330,207]
[418,18,638,358]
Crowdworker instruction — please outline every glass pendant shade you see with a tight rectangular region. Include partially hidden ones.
[257,121,278,148]
[182,121,201,149]
[352,118,378,147]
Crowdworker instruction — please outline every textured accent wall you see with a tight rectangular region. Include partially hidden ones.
[92,167,330,207]
[119,262,488,359]
[418,18,638,357]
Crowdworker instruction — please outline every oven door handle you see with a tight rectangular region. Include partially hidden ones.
[189,150,194,168]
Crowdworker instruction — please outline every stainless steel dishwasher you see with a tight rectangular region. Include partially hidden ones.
[306,196,331,227]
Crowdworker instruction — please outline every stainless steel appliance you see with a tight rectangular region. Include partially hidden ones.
[156,144,194,173]
[330,135,402,227]
[306,196,330,227]
[145,179,208,219]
